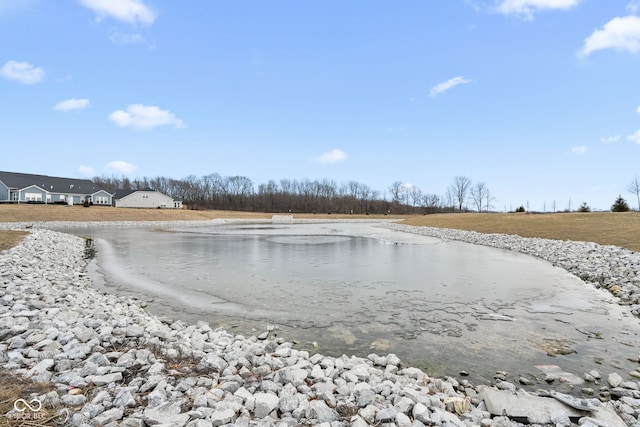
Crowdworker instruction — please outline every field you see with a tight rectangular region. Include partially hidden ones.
[403,212,640,252]
[0,205,639,252]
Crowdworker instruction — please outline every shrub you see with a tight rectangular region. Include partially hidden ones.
[578,202,591,212]
[611,195,630,212]
[515,206,526,213]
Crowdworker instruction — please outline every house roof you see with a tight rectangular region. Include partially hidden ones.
[113,188,182,202]
[0,171,104,194]
[112,189,137,199]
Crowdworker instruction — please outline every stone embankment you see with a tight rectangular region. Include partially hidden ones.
[0,224,638,426]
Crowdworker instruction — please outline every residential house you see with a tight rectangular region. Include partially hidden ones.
[113,188,182,209]
[0,171,112,205]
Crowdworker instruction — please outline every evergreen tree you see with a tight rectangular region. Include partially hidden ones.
[578,202,590,212]
[611,195,630,212]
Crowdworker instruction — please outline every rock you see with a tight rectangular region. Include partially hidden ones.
[90,372,123,386]
[309,400,337,423]
[608,373,624,388]
[93,407,124,425]
[254,392,279,418]
[210,408,235,426]
[478,386,584,425]
[143,401,190,426]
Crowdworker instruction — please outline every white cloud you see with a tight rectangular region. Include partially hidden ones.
[628,1,640,14]
[600,135,620,143]
[628,129,640,143]
[0,60,44,84]
[579,15,640,57]
[497,0,581,20]
[313,149,348,164]
[78,165,95,176]
[109,104,185,130]
[104,160,138,174]
[637,105,640,114]
[109,30,145,45]
[79,0,155,25]
[429,76,471,98]
[53,98,90,111]
[571,145,587,154]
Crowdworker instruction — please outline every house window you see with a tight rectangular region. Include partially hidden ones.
[24,192,42,202]
[94,196,108,204]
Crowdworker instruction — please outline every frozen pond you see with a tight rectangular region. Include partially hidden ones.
[67,221,640,387]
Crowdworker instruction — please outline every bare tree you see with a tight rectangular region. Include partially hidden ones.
[410,186,423,209]
[422,193,441,214]
[628,175,640,211]
[449,176,472,211]
[389,181,403,205]
[470,182,488,212]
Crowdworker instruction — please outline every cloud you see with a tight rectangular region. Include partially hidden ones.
[429,76,471,98]
[637,105,640,114]
[600,135,620,144]
[53,98,90,111]
[0,60,44,84]
[628,0,640,14]
[496,0,581,20]
[109,30,146,45]
[104,160,138,174]
[78,165,95,176]
[571,145,587,154]
[79,0,155,25]
[313,149,348,164]
[109,104,185,130]
[579,15,640,57]
[628,129,640,143]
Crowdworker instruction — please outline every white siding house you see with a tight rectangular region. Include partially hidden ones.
[0,171,112,205]
[113,189,182,209]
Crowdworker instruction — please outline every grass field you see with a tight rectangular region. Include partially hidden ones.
[403,212,640,252]
[1,205,639,251]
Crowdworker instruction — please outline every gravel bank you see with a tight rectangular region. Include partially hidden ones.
[0,222,638,426]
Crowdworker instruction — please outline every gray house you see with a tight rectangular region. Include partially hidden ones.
[0,171,112,205]
[113,188,183,209]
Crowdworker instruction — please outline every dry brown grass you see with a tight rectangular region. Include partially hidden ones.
[403,212,640,252]
[0,371,59,427]
[0,231,27,252]
[0,204,275,223]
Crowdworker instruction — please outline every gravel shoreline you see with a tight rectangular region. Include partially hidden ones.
[1,221,639,426]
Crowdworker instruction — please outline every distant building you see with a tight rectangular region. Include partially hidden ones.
[0,171,112,205]
[113,188,183,209]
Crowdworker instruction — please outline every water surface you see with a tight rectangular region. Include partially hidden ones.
[69,221,639,388]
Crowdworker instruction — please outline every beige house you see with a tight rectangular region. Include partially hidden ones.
[113,188,183,209]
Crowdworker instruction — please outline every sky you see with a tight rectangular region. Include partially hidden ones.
[1,0,640,211]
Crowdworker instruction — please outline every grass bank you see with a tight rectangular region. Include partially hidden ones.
[403,212,640,252]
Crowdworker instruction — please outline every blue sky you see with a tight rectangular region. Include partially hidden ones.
[1,0,640,211]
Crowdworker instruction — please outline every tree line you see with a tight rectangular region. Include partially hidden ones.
[93,174,493,214]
